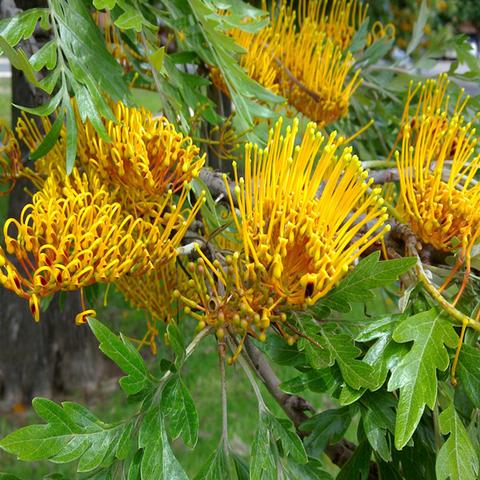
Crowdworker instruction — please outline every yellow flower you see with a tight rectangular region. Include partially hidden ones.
[396,85,480,258]
[277,16,361,125]
[2,102,207,322]
[396,75,480,305]
[225,117,389,306]
[78,102,205,202]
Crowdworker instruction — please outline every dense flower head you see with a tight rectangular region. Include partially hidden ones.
[277,11,361,125]
[225,117,389,306]
[78,102,205,202]
[0,169,158,320]
[2,101,206,323]
[396,77,480,255]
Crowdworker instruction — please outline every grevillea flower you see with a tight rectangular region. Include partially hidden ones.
[396,77,480,302]
[0,169,156,320]
[78,102,205,202]
[277,15,361,125]
[3,102,206,323]
[225,117,389,306]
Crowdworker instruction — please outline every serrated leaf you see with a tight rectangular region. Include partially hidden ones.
[297,321,333,370]
[139,407,188,480]
[458,344,480,408]
[0,398,125,470]
[360,392,396,462]
[318,252,416,313]
[436,405,479,480]
[387,309,458,449]
[269,416,307,464]
[320,332,377,390]
[283,457,333,480]
[161,375,199,448]
[356,316,409,391]
[301,407,354,458]
[0,36,42,88]
[280,368,339,395]
[88,318,151,395]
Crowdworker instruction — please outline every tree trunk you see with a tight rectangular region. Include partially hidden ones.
[0,0,103,411]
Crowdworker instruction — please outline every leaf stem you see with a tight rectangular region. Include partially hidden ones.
[413,253,480,331]
[218,339,229,448]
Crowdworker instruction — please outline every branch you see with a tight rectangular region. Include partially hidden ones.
[0,0,20,19]
[243,337,358,469]
[369,168,399,184]
[243,337,314,428]
[199,167,237,206]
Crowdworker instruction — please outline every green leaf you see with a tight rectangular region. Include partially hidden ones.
[458,344,480,408]
[320,332,377,390]
[195,443,238,480]
[283,457,333,480]
[0,8,49,50]
[149,47,166,72]
[65,98,78,174]
[0,475,22,480]
[114,5,144,31]
[280,368,340,395]
[269,416,307,464]
[406,0,429,55]
[297,320,333,369]
[87,318,151,395]
[19,84,64,116]
[250,411,277,480]
[356,316,409,391]
[436,405,479,480]
[93,0,117,9]
[167,321,185,366]
[360,392,396,462]
[0,398,125,470]
[0,36,42,88]
[29,109,65,161]
[336,440,372,480]
[139,407,188,480]
[317,252,416,313]
[387,309,458,449]
[301,407,354,458]
[161,375,199,448]
[30,40,57,71]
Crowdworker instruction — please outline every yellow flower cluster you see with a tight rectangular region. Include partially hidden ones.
[213,0,393,125]
[1,102,206,324]
[396,75,480,303]
[176,118,389,351]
